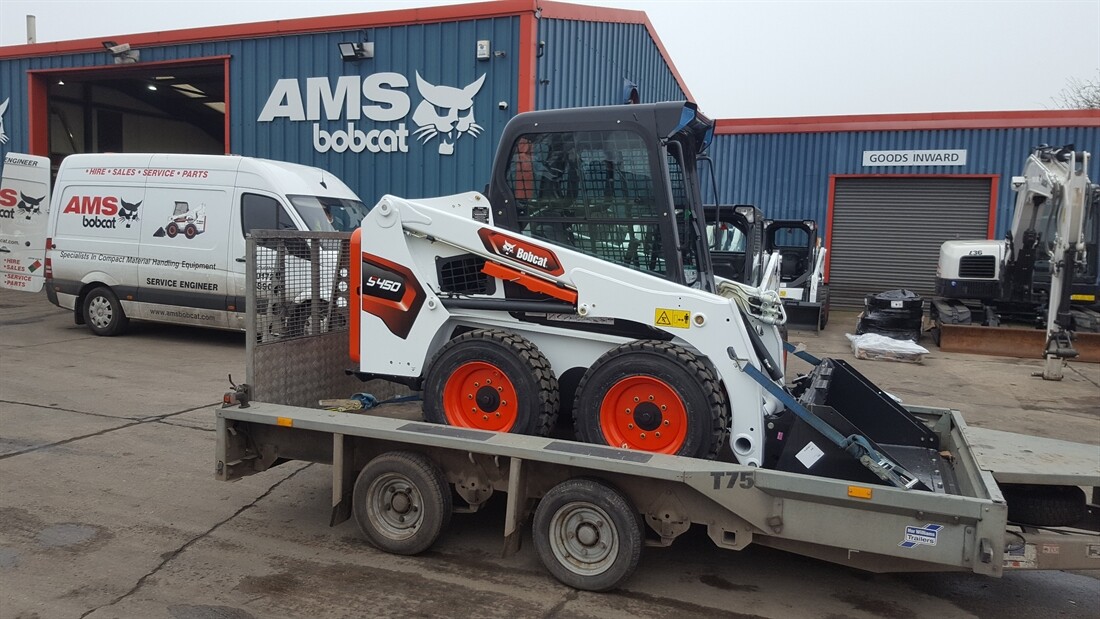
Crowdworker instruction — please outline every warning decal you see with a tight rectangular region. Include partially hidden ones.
[654,308,690,329]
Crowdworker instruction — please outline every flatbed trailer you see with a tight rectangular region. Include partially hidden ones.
[215,399,1100,590]
[217,231,1099,591]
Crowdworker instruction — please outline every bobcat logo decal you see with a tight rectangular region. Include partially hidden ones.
[412,73,485,156]
[18,192,45,219]
[0,98,9,145]
[117,199,142,228]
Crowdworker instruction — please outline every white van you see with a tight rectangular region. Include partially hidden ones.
[0,152,369,335]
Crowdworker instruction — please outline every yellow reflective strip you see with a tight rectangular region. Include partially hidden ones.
[276,417,294,427]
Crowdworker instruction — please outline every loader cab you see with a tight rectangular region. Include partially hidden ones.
[705,205,764,285]
[1028,186,1100,307]
[488,101,716,291]
[765,220,818,285]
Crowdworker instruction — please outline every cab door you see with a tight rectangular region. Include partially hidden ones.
[0,154,52,292]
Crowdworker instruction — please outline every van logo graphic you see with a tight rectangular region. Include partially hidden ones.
[0,98,9,145]
[899,523,942,548]
[17,192,45,219]
[153,201,206,239]
[412,72,485,156]
[63,195,124,229]
[117,199,142,228]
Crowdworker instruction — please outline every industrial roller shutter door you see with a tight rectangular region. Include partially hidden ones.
[829,177,991,308]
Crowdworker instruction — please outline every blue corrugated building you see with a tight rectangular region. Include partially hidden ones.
[1,0,1097,306]
[0,0,687,206]
[709,114,1100,305]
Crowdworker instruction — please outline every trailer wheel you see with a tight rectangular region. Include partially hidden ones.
[573,341,726,459]
[166,222,179,238]
[352,451,452,555]
[533,478,643,592]
[424,330,558,435]
[1001,484,1086,527]
[82,286,129,336]
[184,224,198,239]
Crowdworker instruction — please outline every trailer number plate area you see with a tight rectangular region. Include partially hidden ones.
[654,308,690,329]
[1004,543,1037,568]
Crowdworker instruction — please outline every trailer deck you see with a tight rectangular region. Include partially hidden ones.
[216,399,1100,584]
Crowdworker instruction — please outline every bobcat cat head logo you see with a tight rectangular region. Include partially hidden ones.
[0,98,9,145]
[412,73,485,156]
[117,199,142,228]
[18,192,45,219]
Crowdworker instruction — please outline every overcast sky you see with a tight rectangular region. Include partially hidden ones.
[1,0,1097,119]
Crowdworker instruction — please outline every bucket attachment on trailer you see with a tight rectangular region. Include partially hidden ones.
[752,351,958,493]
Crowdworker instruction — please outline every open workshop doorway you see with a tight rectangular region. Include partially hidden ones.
[28,57,228,175]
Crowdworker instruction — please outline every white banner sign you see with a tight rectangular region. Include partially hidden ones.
[862,150,967,167]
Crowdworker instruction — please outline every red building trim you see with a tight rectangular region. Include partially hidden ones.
[517,12,538,113]
[717,109,1100,134]
[824,174,999,282]
[26,73,48,156]
[0,2,693,108]
[27,56,232,156]
[0,1,539,59]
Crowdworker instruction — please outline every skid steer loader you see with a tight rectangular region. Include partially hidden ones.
[349,102,950,492]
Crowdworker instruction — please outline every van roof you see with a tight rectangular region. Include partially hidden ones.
[55,153,359,202]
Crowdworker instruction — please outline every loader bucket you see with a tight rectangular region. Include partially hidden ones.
[782,302,825,332]
[773,359,958,494]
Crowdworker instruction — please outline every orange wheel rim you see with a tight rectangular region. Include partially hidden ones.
[441,361,519,432]
[599,376,687,454]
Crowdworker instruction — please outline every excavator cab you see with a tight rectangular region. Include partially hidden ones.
[489,102,716,292]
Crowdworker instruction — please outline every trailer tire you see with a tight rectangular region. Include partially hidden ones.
[82,286,129,336]
[352,451,452,555]
[424,329,558,436]
[1001,483,1086,527]
[533,478,643,591]
[573,340,727,459]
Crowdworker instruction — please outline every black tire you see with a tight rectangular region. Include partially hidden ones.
[573,340,727,459]
[423,329,558,436]
[1001,484,1086,527]
[166,222,179,238]
[352,451,452,555]
[81,286,129,336]
[532,478,643,592]
[184,224,198,239]
[818,286,830,330]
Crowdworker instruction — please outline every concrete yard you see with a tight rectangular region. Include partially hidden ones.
[1,287,1097,619]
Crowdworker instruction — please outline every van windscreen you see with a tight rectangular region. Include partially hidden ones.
[289,195,372,232]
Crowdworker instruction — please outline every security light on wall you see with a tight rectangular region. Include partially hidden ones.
[338,42,374,60]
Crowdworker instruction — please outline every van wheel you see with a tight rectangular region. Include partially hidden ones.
[82,286,129,336]
[184,224,198,239]
[166,223,179,238]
